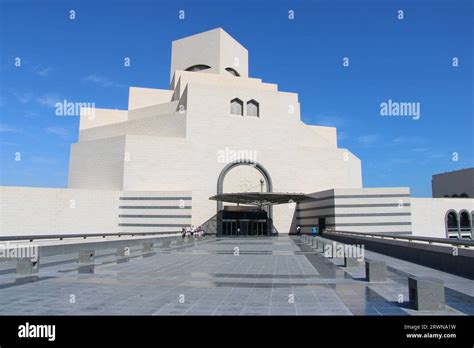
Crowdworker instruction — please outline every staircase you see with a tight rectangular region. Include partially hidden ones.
[200,214,218,235]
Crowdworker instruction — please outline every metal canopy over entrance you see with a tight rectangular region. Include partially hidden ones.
[210,192,311,206]
[210,192,311,237]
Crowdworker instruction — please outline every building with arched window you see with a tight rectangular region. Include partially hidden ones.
[0,28,473,240]
[432,168,474,198]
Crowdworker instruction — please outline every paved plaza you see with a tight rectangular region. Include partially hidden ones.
[0,236,473,316]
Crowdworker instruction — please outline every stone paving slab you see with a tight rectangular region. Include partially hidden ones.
[0,236,472,316]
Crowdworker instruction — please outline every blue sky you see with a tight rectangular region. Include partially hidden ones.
[0,0,472,197]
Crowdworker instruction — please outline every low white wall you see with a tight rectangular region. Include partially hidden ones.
[0,187,194,237]
[0,187,120,236]
[411,198,474,238]
[118,190,192,233]
[297,187,412,234]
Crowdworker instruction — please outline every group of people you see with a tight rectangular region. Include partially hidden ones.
[181,225,204,239]
[296,225,318,236]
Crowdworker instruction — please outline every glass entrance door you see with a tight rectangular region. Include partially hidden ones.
[220,208,269,237]
[223,220,238,236]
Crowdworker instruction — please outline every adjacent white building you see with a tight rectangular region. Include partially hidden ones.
[432,168,474,198]
[0,28,472,239]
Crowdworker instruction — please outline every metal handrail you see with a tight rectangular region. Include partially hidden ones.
[0,231,180,243]
[325,230,474,247]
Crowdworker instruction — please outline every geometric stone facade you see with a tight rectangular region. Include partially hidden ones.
[1,28,472,239]
[67,28,362,233]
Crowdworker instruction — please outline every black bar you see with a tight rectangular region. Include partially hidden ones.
[0,316,472,346]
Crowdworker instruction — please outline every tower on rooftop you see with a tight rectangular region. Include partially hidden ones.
[170,28,249,81]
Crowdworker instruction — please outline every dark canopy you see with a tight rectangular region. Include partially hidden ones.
[209,192,311,206]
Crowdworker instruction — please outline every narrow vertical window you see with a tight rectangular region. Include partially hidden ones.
[230,98,243,116]
[246,100,259,117]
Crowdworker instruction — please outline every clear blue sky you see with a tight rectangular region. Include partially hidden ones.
[0,0,472,197]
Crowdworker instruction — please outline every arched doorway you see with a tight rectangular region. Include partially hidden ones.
[216,160,273,213]
[445,210,459,238]
[459,210,472,239]
[216,161,273,236]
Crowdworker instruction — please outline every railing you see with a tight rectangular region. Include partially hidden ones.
[324,230,474,248]
[460,227,472,237]
[0,231,180,243]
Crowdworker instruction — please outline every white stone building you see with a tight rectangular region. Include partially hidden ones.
[0,28,472,239]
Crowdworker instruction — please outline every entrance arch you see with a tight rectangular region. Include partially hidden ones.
[217,161,273,210]
[216,160,273,227]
